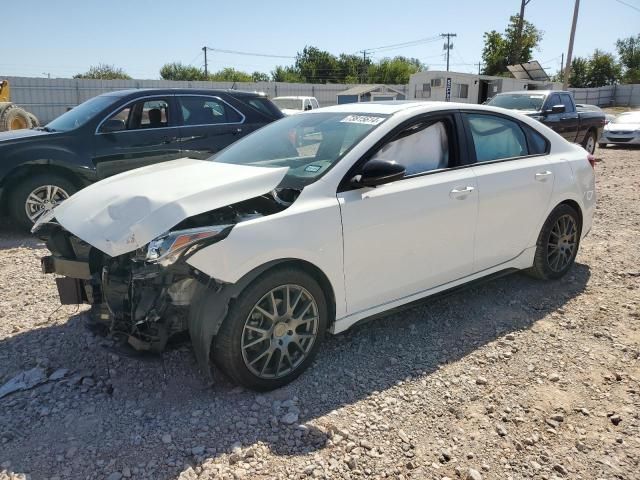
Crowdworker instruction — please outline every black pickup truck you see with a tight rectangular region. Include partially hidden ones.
[487,90,605,155]
[0,89,283,228]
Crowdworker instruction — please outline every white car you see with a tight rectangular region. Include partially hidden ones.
[599,111,640,147]
[35,102,596,390]
[272,96,319,116]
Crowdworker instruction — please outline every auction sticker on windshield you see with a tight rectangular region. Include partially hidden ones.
[340,115,385,125]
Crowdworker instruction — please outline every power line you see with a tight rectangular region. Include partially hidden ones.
[204,47,295,59]
[440,33,457,71]
[614,0,640,12]
[364,36,441,53]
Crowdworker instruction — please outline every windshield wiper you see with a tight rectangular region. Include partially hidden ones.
[36,126,56,132]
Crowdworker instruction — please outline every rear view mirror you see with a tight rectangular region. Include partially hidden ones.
[100,118,126,133]
[350,160,406,187]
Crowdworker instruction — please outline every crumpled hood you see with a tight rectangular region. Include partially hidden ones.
[51,158,287,257]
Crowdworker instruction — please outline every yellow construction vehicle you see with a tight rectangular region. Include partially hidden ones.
[0,80,39,131]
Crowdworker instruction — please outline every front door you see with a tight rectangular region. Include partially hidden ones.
[93,96,181,179]
[337,115,479,314]
[177,95,246,160]
[463,112,555,271]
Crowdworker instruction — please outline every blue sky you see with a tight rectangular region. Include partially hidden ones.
[2,0,638,79]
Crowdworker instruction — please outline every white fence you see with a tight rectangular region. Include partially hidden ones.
[4,77,408,124]
[569,84,640,108]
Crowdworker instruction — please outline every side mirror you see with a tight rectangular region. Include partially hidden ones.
[350,160,406,187]
[100,118,126,133]
[546,104,566,114]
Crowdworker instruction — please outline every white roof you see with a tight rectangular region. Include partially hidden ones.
[313,100,480,115]
[272,96,316,100]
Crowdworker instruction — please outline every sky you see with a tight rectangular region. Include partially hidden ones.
[2,0,638,80]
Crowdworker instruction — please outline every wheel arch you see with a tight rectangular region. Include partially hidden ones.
[558,198,583,233]
[188,257,337,380]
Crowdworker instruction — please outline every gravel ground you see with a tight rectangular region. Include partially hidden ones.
[0,146,639,480]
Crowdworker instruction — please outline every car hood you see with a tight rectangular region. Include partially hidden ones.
[605,122,640,131]
[0,128,52,143]
[50,158,288,257]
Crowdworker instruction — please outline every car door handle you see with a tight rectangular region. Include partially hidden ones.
[449,186,475,199]
[535,171,553,181]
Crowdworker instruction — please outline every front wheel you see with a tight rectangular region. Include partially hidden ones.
[9,174,77,229]
[213,268,328,390]
[527,204,581,280]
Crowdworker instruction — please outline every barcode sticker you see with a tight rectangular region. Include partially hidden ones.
[340,115,385,125]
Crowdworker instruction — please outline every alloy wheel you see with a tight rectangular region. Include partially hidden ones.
[24,185,70,223]
[241,284,319,379]
[585,134,596,154]
[547,214,578,272]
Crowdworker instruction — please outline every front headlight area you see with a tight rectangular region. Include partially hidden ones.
[143,225,233,266]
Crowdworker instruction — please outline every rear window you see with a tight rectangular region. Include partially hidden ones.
[244,97,283,118]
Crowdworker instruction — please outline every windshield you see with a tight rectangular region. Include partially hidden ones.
[612,113,640,124]
[272,98,303,110]
[210,112,388,188]
[487,93,546,111]
[46,95,118,132]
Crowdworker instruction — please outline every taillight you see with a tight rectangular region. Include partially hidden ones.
[587,154,596,168]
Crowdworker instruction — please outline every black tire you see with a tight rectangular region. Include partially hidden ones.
[213,267,328,391]
[0,104,31,131]
[8,173,77,229]
[27,112,40,128]
[581,129,597,154]
[527,204,581,280]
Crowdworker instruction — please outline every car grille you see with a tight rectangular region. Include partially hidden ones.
[608,131,633,135]
[608,137,633,142]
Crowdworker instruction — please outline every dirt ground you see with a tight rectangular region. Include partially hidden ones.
[0,146,638,480]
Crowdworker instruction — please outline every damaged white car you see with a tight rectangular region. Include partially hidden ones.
[34,102,596,390]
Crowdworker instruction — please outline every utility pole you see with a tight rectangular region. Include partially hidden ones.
[202,46,208,77]
[563,0,580,90]
[477,62,482,75]
[359,50,369,83]
[440,33,457,71]
[515,0,532,64]
[560,52,564,80]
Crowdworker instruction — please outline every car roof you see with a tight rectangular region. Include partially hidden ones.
[100,88,264,98]
[273,96,315,100]
[312,100,499,115]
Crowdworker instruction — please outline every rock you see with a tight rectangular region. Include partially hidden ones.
[496,424,507,436]
[191,446,205,456]
[360,439,373,450]
[476,376,488,385]
[546,418,560,429]
[550,413,565,422]
[549,373,561,382]
[0,367,48,398]
[106,473,122,480]
[553,464,568,476]
[466,468,483,480]
[161,434,172,444]
[49,368,70,381]
[610,414,622,426]
[81,377,95,387]
[281,412,299,425]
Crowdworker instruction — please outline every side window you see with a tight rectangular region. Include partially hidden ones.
[99,98,169,133]
[178,96,243,126]
[311,98,319,109]
[523,124,549,155]
[303,99,311,110]
[370,120,450,176]
[559,94,575,113]
[467,114,528,162]
[546,94,561,110]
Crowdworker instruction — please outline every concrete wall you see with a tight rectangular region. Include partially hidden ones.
[5,77,408,124]
[569,84,640,107]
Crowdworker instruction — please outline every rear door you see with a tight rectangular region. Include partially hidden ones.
[177,95,245,160]
[93,96,181,179]
[464,112,554,272]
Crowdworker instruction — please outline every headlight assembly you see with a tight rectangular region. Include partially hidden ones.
[145,225,232,265]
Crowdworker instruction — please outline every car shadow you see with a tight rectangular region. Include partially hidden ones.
[0,252,591,479]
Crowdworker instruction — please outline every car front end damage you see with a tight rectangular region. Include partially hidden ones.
[34,189,298,374]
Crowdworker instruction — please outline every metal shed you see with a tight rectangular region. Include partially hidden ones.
[336,84,406,104]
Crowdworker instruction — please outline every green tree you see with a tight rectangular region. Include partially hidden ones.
[295,46,339,83]
[369,56,425,84]
[481,15,543,76]
[271,65,304,83]
[336,53,371,83]
[159,62,207,81]
[74,63,131,80]
[209,68,253,82]
[586,49,621,87]
[251,71,270,82]
[568,57,589,88]
[616,34,640,83]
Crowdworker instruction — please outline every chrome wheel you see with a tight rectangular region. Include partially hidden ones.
[585,134,596,154]
[547,214,577,272]
[25,185,70,223]
[241,284,319,379]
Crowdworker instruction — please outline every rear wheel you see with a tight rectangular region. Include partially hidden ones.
[213,268,328,390]
[527,204,581,280]
[582,130,597,154]
[9,174,77,229]
[0,104,31,131]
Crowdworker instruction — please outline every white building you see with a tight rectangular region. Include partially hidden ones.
[408,70,562,104]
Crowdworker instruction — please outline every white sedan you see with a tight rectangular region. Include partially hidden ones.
[599,111,640,147]
[34,101,596,390]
